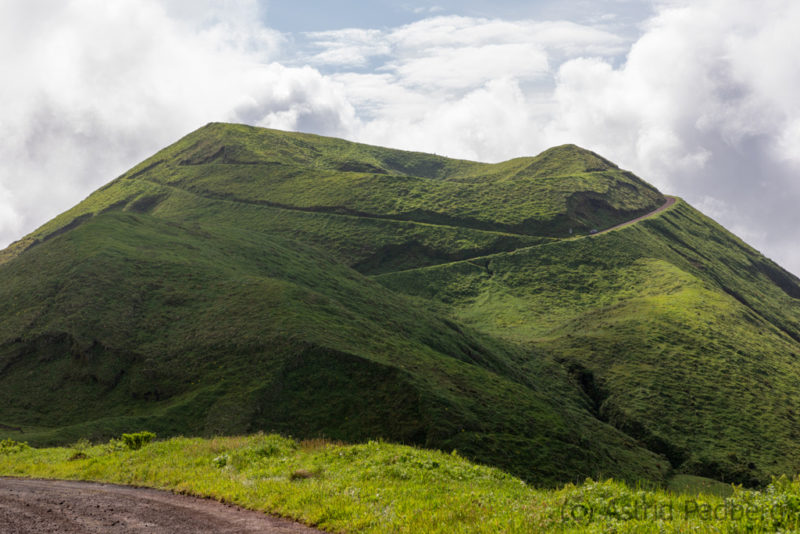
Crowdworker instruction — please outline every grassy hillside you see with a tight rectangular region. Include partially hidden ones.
[0,123,663,267]
[0,211,665,486]
[378,200,800,485]
[1,122,799,489]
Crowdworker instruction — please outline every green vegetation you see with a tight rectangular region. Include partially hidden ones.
[2,122,800,494]
[4,434,800,533]
[0,438,29,454]
[121,431,156,450]
[0,123,663,269]
[0,209,666,485]
[378,200,800,485]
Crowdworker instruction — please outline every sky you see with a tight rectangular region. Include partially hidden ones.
[3,0,800,274]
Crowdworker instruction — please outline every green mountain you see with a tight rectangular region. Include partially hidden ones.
[2,123,799,487]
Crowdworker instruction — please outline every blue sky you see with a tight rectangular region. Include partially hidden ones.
[262,1,653,33]
[3,0,800,274]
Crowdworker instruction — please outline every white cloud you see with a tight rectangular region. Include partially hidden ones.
[355,78,534,162]
[0,183,21,241]
[303,15,625,161]
[329,73,431,120]
[303,15,625,92]
[411,6,444,15]
[0,0,356,250]
[388,43,549,90]
[385,16,624,52]
[536,0,800,273]
[304,29,390,67]
[776,119,800,166]
[228,64,356,135]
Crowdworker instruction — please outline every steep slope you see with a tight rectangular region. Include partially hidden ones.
[1,122,798,488]
[379,201,800,485]
[0,212,668,485]
[0,125,673,486]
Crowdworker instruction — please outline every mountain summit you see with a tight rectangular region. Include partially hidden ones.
[2,123,799,487]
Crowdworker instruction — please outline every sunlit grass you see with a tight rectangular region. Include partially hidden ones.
[4,434,800,533]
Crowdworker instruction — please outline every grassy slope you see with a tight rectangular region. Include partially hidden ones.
[0,210,666,486]
[2,122,799,490]
[378,200,800,485]
[0,122,663,267]
[3,435,800,533]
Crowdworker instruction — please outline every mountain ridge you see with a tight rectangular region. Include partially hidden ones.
[2,123,799,488]
[0,123,665,266]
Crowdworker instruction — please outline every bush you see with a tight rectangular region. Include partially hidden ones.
[71,438,91,451]
[68,438,92,461]
[120,431,156,450]
[103,437,126,453]
[0,439,29,454]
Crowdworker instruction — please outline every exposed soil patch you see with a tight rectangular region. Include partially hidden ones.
[0,477,323,533]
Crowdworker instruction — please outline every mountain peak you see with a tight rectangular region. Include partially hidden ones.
[526,143,619,176]
[12,124,800,489]
[1,123,665,267]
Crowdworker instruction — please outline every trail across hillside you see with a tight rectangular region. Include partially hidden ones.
[0,478,322,533]
[594,195,677,235]
[374,196,679,277]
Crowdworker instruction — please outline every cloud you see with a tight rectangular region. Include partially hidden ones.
[388,43,549,90]
[306,15,626,160]
[539,0,800,273]
[303,15,625,89]
[412,6,444,15]
[355,78,534,162]
[227,64,356,135]
[304,29,390,67]
[0,183,21,241]
[0,0,356,250]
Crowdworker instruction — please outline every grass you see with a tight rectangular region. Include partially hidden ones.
[668,474,734,497]
[0,209,669,486]
[2,122,800,492]
[0,123,664,269]
[4,433,800,533]
[377,199,800,485]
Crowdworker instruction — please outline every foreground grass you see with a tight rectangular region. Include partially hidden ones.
[3,434,800,533]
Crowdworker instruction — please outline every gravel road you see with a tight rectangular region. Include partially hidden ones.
[0,478,323,533]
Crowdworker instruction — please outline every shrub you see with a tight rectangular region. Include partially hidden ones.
[0,439,29,454]
[120,431,156,450]
[71,438,91,451]
[212,454,229,468]
[68,438,92,461]
[103,437,127,453]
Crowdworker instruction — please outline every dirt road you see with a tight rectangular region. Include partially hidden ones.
[0,478,323,533]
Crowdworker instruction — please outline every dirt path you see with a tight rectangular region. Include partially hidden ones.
[595,195,676,235]
[0,478,323,534]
